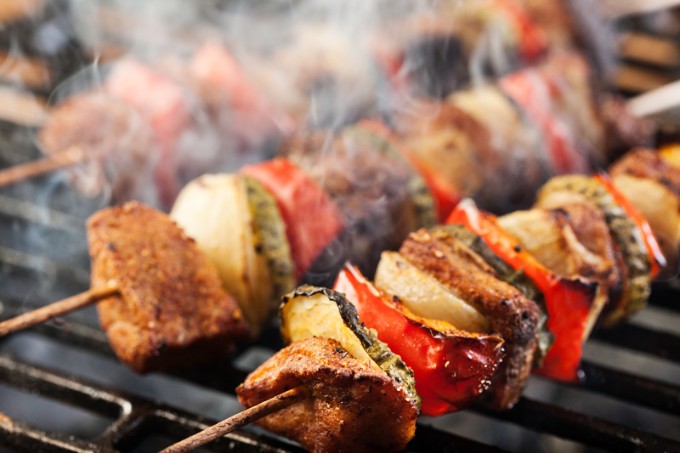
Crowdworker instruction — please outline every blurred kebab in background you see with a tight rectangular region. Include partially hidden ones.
[0,0,655,215]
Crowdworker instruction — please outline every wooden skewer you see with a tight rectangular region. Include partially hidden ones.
[0,283,118,336]
[160,386,308,453]
[0,146,85,188]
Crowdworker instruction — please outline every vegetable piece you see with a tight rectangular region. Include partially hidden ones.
[375,251,491,333]
[171,174,292,336]
[611,173,680,278]
[280,285,420,408]
[536,175,655,326]
[499,63,589,175]
[596,174,666,279]
[241,158,344,279]
[447,200,596,381]
[335,264,504,416]
[237,337,419,452]
[498,206,614,340]
[494,0,547,61]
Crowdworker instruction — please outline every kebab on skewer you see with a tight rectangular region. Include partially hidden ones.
[0,201,249,373]
[1,41,290,207]
[162,143,679,449]
[0,145,677,449]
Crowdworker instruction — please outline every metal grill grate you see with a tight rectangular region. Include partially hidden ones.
[1,2,680,452]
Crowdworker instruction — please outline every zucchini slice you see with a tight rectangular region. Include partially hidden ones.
[281,285,420,409]
[536,175,651,325]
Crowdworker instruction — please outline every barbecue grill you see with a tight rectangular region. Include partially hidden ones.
[1,2,680,452]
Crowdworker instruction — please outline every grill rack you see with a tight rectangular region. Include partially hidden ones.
[1,2,680,452]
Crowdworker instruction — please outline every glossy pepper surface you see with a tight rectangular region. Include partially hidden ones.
[334,263,504,416]
[447,200,595,381]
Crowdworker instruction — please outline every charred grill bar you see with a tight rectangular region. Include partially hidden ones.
[1,2,680,452]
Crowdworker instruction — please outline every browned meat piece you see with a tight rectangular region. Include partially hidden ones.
[237,337,418,453]
[39,92,156,203]
[87,202,248,373]
[283,127,426,280]
[399,229,539,410]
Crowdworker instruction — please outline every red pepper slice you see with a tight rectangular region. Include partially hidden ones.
[596,173,666,278]
[242,158,344,279]
[447,200,595,381]
[500,68,588,175]
[495,0,548,62]
[334,263,504,416]
[357,120,461,222]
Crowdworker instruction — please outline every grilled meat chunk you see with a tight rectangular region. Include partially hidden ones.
[88,202,248,373]
[398,229,540,410]
[39,93,155,203]
[237,337,418,453]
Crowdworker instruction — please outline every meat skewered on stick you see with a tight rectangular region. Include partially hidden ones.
[0,202,248,373]
[164,286,421,453]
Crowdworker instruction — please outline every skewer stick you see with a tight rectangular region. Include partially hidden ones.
[0,283,118,336]
[160,386,308,453]
[0,146,85,187]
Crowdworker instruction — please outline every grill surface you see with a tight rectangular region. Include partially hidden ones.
[1,2,680,452]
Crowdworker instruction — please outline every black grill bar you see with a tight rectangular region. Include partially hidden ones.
[476,397,680,452]
[591,324,680,362]
[579,360,680,416]
[2,306,679,452]
[0,354,307,452]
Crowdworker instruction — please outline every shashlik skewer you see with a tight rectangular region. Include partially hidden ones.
[160,143,680,450]
[0,141,678,450]
[0,202,249,373]
[0,0,650,210]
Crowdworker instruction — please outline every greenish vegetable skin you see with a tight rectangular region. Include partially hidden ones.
[435,225,554,366]
[280,285,421,410]
[244,176,295,303]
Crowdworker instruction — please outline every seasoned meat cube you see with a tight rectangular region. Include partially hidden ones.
[87,202,248,373]
[237,337,418,453]
[399,229,540,409]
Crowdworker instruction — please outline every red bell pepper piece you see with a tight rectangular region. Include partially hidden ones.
[356,119,461,222]
[596,173,666,278]
[334,263,504,416]
[242,158,344,279]
[500,68,588,176]
[447,200,596,381]
[495,0,548,62]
